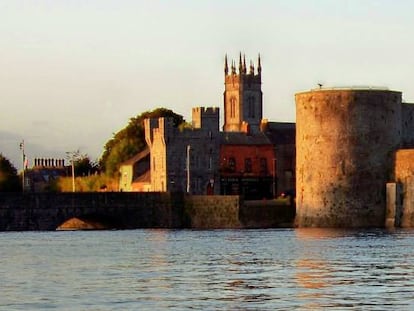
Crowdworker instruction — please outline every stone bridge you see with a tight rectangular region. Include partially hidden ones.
[0,192,185,230]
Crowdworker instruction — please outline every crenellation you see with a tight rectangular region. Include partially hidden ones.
[145,107,220,194]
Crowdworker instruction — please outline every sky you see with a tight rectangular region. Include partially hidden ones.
[1,0,414,170]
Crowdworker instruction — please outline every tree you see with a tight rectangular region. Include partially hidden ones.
[75,154,99,177]
[66,151,99,177]
[100,108,185,176]
[0,154,20,192]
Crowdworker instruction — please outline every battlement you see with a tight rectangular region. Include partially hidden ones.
[192,106,220,131]
[144,117,176,147]
[192,107,219,115]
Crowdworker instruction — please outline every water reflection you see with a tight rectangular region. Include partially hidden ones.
[1,229,414,310]
[295,227,356,240]
[292,228,414,309]
[295,259,330,289]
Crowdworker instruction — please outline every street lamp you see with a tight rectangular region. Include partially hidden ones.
[186,145,191,193]
[66,150,79,192]
[71,158,75,192]
[19,140,25,192]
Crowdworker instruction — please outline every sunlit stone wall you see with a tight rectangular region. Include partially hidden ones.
[394,149,414,227]
[295,89,402,227]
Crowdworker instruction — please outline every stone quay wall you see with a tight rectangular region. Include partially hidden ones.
[0,192,294,231]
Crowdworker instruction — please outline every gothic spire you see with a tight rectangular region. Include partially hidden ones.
[231,60,236,74]
[243,54,247,74]
[224,54,228,75]
[239,52,243,74]
[257,54,262,75]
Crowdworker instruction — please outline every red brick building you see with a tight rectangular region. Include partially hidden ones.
[220,132,276,199]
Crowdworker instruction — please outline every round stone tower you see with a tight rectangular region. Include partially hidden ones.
[295,88,402,227]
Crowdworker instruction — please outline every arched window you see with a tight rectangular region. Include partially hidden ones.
[230,97,237,118]
[248,96,255,118]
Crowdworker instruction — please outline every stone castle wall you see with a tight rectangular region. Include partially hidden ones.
[295,89,402,227]
[395,149,414,182]
[394,149,414,227]
[402,103,414,147]
[145,112,221,195]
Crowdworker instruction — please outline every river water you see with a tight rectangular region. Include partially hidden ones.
[1,228,414,310]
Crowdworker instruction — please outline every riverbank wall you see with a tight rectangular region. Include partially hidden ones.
[0,192,295,231]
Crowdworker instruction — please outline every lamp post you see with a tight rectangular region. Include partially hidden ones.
[186,145,191,193]
[20,140,25,192]
[66,150,79,193]
[71,158,75,192]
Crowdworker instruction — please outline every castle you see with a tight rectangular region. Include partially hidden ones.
[295,88,414,227]
[124,54,295,199]
[144,107,220,194]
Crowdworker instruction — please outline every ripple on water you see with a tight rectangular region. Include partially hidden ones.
[1,229,414,310]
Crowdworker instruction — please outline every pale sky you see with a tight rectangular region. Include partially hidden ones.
[1,0,414,170]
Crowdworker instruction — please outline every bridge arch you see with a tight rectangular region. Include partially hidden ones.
[56,213,123,230]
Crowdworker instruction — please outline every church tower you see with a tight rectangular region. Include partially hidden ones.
[223,53,263,133]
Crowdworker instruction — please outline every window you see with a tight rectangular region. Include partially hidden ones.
[230,97,237,118]
[260,157,268,174]
[245,158,252,173]
[248,96,255,118]
[208,149,213,170]
[229,157,236,172]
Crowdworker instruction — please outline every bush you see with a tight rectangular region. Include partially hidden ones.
[0,154,20,192]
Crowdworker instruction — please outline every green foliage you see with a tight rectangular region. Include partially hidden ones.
[100,108,185,176]
[57,174,118,192]
[66,150,99,177]
[0,154,20,192]
[74,154,99,177]
[178,121,192,131]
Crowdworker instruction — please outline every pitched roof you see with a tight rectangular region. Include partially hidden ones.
[120,148,150,166]
[263,122,296,145]
[133,169,150,183]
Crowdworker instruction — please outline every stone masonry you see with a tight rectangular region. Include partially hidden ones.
[223,54,263,134]
[295,88,402,227]
[145,107,220,195]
